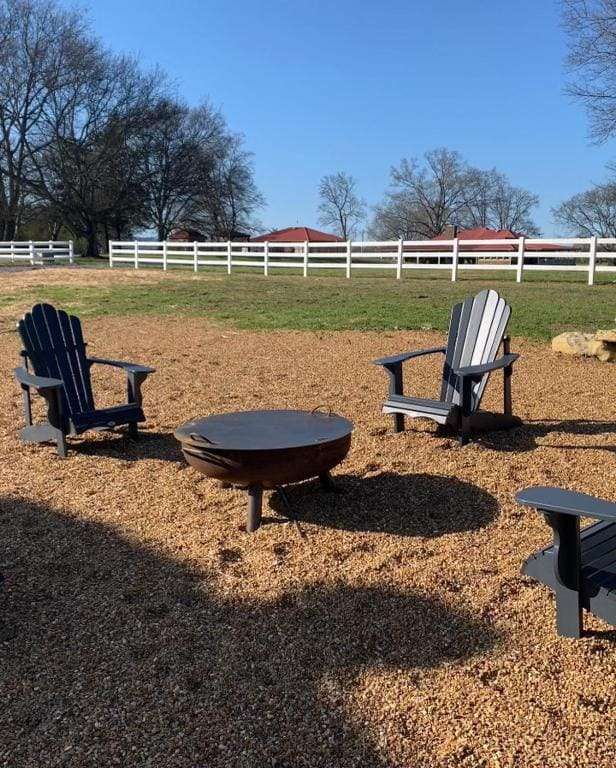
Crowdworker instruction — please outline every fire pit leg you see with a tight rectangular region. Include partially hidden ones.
[319,471,337,492]
[246,485,263,532]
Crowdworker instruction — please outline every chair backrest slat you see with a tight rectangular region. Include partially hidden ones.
[440,296,473,404]
[440,289,511,411]
[68,313,95,408]
[18,303,94,418]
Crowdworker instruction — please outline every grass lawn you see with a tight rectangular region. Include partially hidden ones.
[1,265,614,339]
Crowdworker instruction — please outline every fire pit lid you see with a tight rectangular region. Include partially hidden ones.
[174,409,353,452]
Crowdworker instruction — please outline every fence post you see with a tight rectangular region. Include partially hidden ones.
[303,241,309,277]
[29,239,35,265]
[227,240,232,274]
[10,241,14,262]
[134,241,138,269]
[588,235,597,286]
[346,240,352,278]
[397,239,403,279]
[193,241,198,272]
[264,240,269,276]
[108,242,113,268]
[516,236,525,283]
[162,240,168,271]
[451,237,459,282]
[69,240,74,264]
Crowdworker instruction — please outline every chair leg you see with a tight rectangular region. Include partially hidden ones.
[55,430,67,458]
[385,362,405,433]
[545,511,583,638]
[458,376,473,446]
[128,421,138,438]
[21,385,33,427]
[47,390,67,457]
[458,416,471,447]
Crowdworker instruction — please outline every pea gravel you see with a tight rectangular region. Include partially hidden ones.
[0,271,615,767]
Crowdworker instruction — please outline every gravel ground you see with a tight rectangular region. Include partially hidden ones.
[0,275,615,767]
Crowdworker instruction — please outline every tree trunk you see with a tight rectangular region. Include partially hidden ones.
[2,217,18,240]
[85,224,100,258]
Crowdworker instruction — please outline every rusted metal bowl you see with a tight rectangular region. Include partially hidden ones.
[174,409,353,489]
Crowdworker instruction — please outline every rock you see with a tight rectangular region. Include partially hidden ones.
[552,330,616,362]
[594,329,616,342]
[551,332,596,357]
[590,339,616,362]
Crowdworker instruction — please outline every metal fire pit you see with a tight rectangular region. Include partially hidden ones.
[174,409,353,532]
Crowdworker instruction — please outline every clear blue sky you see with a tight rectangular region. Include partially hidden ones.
[70,0,614,235]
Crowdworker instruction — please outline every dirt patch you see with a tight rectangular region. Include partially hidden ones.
[0,293,615,765]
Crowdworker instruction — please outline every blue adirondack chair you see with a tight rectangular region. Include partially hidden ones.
[518,486,616,638]
[374,289,521,445]
[14,303,154,456]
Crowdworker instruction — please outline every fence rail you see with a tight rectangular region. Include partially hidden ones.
[0,240,74,264]
[108,237,616,285]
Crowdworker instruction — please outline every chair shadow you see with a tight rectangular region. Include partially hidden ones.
[74,430,183,463]
[476,419,616,454]
[0,495,498,767]
[269,472,498,536]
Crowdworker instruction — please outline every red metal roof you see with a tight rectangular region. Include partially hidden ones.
[432,226,520,241]
[251,226,343,243]
[431,227,561,252]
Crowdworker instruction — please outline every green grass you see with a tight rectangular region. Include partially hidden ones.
[3,267,615,340]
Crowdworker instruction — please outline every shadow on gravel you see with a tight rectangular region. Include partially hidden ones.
[477,419,616,454]
[74,430,183,463]
[0,495,498,767]
[270,472,498,537]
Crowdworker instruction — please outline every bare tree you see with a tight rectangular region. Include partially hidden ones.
[562,0,616,141]
[0,0,86,238]
[192,133,264,239]
[368,198,429,240]
[369,149,476,240]
[462,169,540,234]
[317,172,366,239]
[369,150,540,240]
[24,45,162,256]
[552,182,616,236]
[140,99,228,240]
[0,0,262,250]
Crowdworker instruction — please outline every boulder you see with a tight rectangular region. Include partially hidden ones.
[551,332,596,357]
[552,329,616,362]
[590,331,616,362]
[594,329,616,343]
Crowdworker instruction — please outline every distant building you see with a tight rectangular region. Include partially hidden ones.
[169,228,250,242]
[251,226,343,243]
[431,226,559,253]
[169,227,206,242]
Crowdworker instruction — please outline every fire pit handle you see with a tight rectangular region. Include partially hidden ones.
[187,432,218,446]
[310,405,333,417]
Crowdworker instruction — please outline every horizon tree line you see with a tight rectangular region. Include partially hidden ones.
[318,149,541,241]
[0,0,263,256]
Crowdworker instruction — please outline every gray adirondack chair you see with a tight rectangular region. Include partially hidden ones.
[374,289,521,445]
[14,303,154,457]
[518,486,616,638]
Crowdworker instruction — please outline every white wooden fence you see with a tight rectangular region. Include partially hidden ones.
[0,240,74,264]
[108,236,616,286]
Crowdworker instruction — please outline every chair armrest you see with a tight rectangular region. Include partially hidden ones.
[373,347,446,367]
[455,353,519,379]
[88,357,155,375]
[14,366,62,391]
[516,486,616,522]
